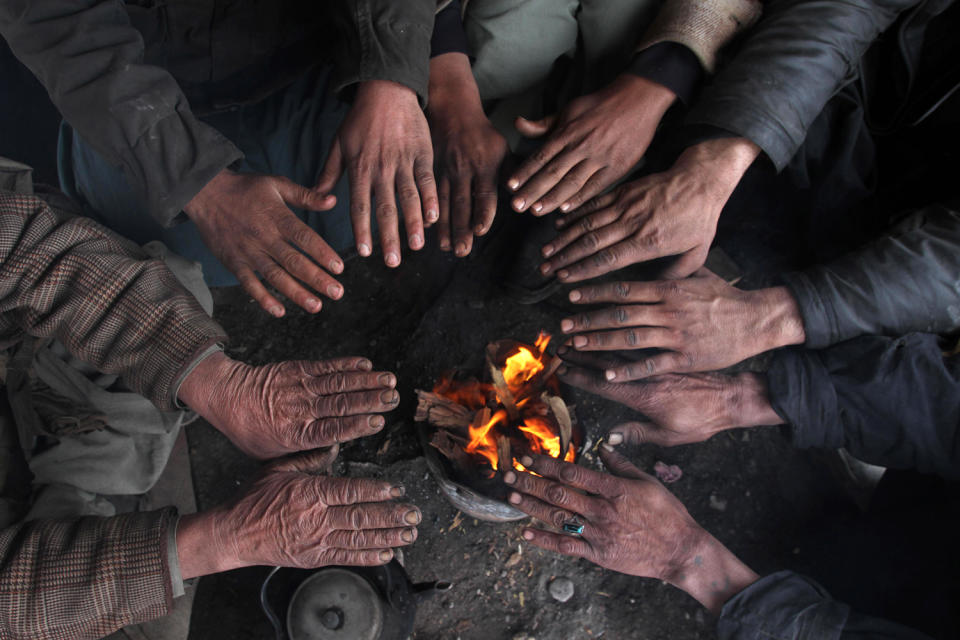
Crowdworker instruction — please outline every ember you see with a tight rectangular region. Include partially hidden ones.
[415,332,576,482]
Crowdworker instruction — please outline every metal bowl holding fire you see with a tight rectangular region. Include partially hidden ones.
[414,332,582,522]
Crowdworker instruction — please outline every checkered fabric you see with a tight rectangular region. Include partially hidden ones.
[0,191,227,409]
[0,509,176,640]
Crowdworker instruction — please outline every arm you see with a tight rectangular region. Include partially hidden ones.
[0,0,242,227]
[688,0,921,170]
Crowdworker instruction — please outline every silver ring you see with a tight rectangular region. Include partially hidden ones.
[562,517,584,536]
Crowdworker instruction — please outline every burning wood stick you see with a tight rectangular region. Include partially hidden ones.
[497,435,512,473]
[415,390,474,432]
[429,430,474,468]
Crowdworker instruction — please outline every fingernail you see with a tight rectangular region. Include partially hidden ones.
[329,260,344,274]
[379,373,396,387]
[390,485,405,497]
[410,234,423,250]
[607,433,623,446]
[532,202,543,213]
[513,198,525,211]
[327,285,342,299]
[542,245,555,257]
[358,360,373,371]
[560,319,574,333]
[569,290,582,302]
[508,492,522,504]
[522,529,534,540]
[557,365,568,375]
[455,242,467,256]
[402,528,416,543]
[381,390,399,404]
[269,305,284,318]
[605,369,617,381]
[557,345,568,355]
[379,550,394,562]
[540,263,552,276]
[440,241,451,251]
[573,336,587,348]
[520,455,533,467]
[560,202,571,212]
[503,471,517,484]
[369,415,385,429]
[358,243,372,257]
[305,297,321,311]
[404,509,422,525]
[601,443,616,453]
[474,224,485,234]
[427,209,439,223]
[385,252,400,267]
[557,269,570,280]
[508,179,519,190]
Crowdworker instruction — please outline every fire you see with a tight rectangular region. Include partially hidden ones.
[434,332,575,473]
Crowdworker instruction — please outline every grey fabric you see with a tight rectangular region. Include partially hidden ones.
[0,158,34,196]
[782,203,960,350]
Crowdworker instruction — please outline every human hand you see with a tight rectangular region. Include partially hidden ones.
[560,270,806,378]
[184,169,343,317]
[540,138,760,282]
[178,352,399,459]
[555,349,781,446]
[428,53,509,257]
[504,448,759,614]
[507,75,675,216]
[315,80,438,267]
[177,448,421,578]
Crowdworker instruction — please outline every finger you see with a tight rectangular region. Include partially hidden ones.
[396,170,425,251]
[319,547,395,567]
[315,139,345,194]
[513,114,557,139]
[521,527,593,560]
[326,501,422,528]
[268,445,340,474]
[512,152,583,215]
[598,445,650,480]
[415,154,440,227]
[275,175,337,213]
[255,252,323,314]
[544,206,622,259]
[472,170,498,237]
[326,526,418,549]
[233,263,285,318]
[270,236,344,303]
[542,221,633,276]
[570,327,677,352]
[503,468,601,517]
[313,387,400,417]
[308,370,397,395]
[555,346,626,372]
[302,357,375,375]
[508,138,568,206]
[557,190,618,228]
[556,364,639,408]
[554,238,646,283]
[567,281,662,305]
[657,246,709,280]
[521,454,619,496]
[506,489,578,530]
[558,170,616,214]
[374,174,402,267]
[608,421,660,447]
[347,159,374,257]
[560,305,665,335]
[282,216,346,280]
[437,176,452,251]
[451,174,473,257]
[317,476,405,506]
[532,160,599,215]
[605,351,694,381]
[307,414,386,445]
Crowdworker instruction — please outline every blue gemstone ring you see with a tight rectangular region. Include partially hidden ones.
[562,520,585,536]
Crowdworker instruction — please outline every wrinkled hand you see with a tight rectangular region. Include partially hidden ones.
[560,270,806,378]
[540,138,760,283]
[179,352,399,459]
[504,449,759,614]
[508,75,675,216]
[315,80,438,267]
[184,169,343,317]
[428,53,509,257]
[177,448,421,577]
[555,349,781,446]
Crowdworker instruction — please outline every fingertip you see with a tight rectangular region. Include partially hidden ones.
[560,319,573,333]
[378,549,394,563]
[606,432,623,446]
[568,290,581,302]
[390,485,405,498]
[572,336,587,349]
[410,233,424,251]
[358,243,372,257]
[426,208,439,224]
[329,260,345,275]
[520,455,533,467]
[508,491,522,504]
[522,528,535,540]
[357,359,373,371]
[512,198,526,212]
[560,202,571,212]
[269,304,285,318]
[385,252,400,268]
[369,414,386,429]
[605,369,616,381]
[507,178,519,191]
[326,284,343,300]
[304,297,322,313]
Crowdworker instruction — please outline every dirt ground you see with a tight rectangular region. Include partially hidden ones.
[185,215,854,640]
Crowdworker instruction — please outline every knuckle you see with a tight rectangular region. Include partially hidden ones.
[398,185,420,202]
[593,247,619,267]
[546,484,569,506]
[582,231,601,250]
[333,393,350,416]
[558,538,580,555]
[614,282,631,299]
[613,307,629,325]
[551,509,569,528]
[625,330,639,346]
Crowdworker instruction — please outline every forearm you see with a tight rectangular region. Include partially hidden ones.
[428,53,484,122]
[176,510,242,579]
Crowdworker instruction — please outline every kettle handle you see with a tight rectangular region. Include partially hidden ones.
[259,566,288,640]
[411,580,454,604]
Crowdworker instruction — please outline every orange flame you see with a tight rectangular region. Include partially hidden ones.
[465,409,507,470]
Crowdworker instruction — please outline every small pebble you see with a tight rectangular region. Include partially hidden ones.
[468,298,485,310]
[548,576,575,603]
[709,494,728,512]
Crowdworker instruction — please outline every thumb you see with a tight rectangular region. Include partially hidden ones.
[275,176,337,212]
[515,114,558,138]
[315,139,345,195]
[268,444,340,475]
[599,443,649,481]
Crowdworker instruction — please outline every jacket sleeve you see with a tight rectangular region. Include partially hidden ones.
[717,570,933,640]
[0,191,228,410]
[686,0,920,169]
[0,509,177,640]
[0,0,243,227]
[782,203,960,349]
[331,0,437,105]
[766,333,960,481]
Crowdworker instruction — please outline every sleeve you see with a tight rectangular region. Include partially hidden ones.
[686,0,921,170]
[0,509,177,640]
[0,0,243,228]
[781,203,960,349]
[331,0,437,105]
[766,333,960,481]
[717,570,933,640]
[0,191,228,410]
[625,42,706,105]
[431,0,469,58]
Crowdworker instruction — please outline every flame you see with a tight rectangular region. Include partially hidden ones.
[502,332,551,392]
[465,409,507,470]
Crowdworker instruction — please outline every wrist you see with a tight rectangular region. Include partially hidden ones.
[729,372,783,428]
[183,168,233,220]
[177,509,243,579]
[428,53,485,127]
[754,286,806,350]
[668,530,759,616]
[609,73,677,112]
[177,350,238,421]
[676,137,759,198]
